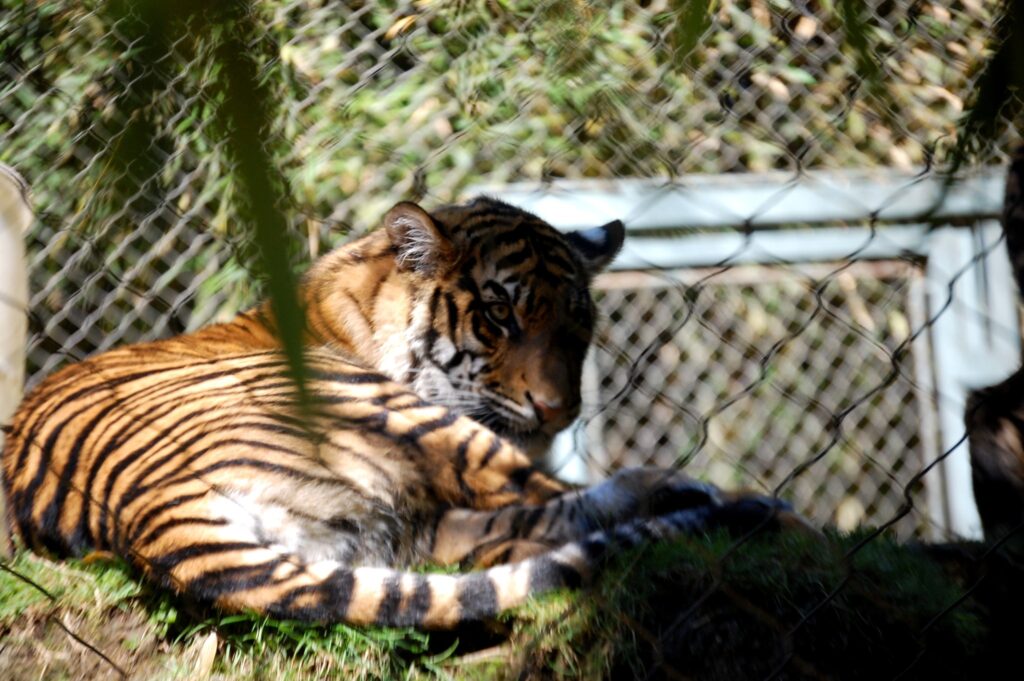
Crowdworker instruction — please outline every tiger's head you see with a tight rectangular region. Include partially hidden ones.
[385,196,624,459]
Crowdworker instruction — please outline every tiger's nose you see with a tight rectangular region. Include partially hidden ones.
[527,392,567,424]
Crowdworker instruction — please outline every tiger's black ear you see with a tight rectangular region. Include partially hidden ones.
[565,220,625,275]
[384,202,453,275]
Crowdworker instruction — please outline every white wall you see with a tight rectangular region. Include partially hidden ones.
[0,164,32,553]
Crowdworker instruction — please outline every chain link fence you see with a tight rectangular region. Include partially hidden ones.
[587,261,930,535]
[1,0,1023,678]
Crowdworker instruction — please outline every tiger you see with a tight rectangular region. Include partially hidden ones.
[966,147,1024,542]
[2,195,797,629]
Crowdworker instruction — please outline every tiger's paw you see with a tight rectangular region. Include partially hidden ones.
[581,466,719,528]
[618,495,820,550]
[588,468,820,539]
[715,491,823,538]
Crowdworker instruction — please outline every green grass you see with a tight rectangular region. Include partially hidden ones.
[0,553,436,680]
[0,530,1014,680]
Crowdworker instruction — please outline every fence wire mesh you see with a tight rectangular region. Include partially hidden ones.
[584,261,931,536]
[1,0,1022,679]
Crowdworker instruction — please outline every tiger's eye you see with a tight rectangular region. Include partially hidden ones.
[487,302,512,323]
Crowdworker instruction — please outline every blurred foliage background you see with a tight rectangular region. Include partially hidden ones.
[2,0,1014,321]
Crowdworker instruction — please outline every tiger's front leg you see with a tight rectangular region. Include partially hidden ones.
[303,365,569,508]
[430,467,732,567]
[381,396,711,516]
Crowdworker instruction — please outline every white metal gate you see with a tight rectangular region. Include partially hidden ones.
[482,167,1014,540]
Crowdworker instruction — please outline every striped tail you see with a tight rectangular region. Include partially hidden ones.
[141,498,793,630]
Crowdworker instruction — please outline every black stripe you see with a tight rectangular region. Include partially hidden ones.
[375,575,403,625]
[156,453,370,490]
[495,247,532,270]
[270,566,355,621]
[341,290,373,328]
[507,466,533,491]
[481,281,509,299]
[423,288,442,356]
[382,394,431,410]
[306,368,393,384]
[400,413,460,442]
[540,249,576,275]
[134,516,228,548]
[483,511,500,535]
[126,491,211,545]
[530,558,583,591]
[444,292,459,341]
[454,432,477,501]
[457,273,481,296]
[443,350,467,371]
[186,559,288,596]
[150,540,260,571]
[478,437,503,468]
[508,506,545,539]
[469,309,497,350]
[403,576,433,625]
[456,572,498,622]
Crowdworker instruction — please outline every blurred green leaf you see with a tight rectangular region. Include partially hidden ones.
[204,5,310,408]
[779,66,817,86]
[668,0,714,67]
[114,0,310,406]
[839,0,881,93]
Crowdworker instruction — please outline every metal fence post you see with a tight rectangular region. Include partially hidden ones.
[0,165,32,555]
[926,222,1019,540]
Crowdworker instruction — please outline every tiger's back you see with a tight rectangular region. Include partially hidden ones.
[4,197,796,628]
